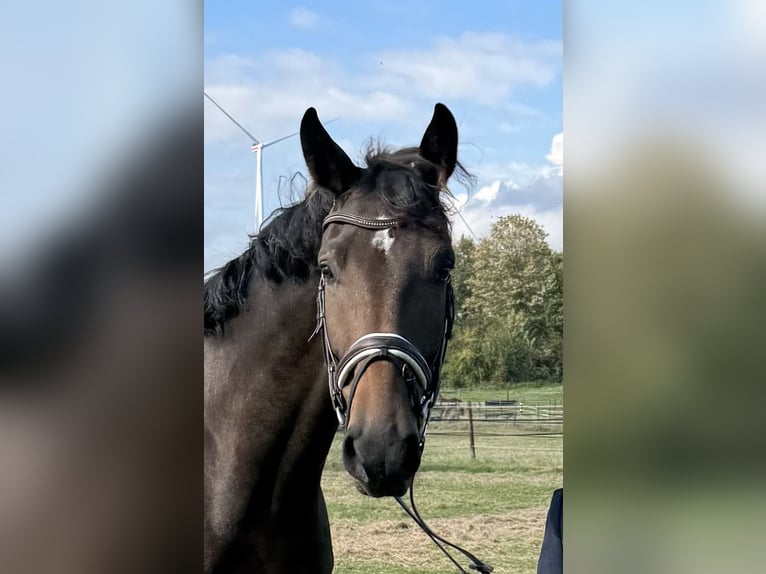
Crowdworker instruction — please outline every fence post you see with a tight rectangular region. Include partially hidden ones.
[468,402,476,459]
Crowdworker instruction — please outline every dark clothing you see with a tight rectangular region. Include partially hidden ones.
[537,488,563,574]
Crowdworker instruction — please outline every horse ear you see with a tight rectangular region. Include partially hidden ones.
[419,103,458,181]
[300,108,360,194]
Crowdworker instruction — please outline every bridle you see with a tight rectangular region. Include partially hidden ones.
[311,209,492,574]
[313,211,455,450]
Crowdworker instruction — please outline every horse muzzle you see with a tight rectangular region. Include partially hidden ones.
[342,422,421,498]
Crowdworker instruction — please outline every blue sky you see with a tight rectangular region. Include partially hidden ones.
[204,1,562,271]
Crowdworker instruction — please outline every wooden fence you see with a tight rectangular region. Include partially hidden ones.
[427,400,563,458]
[333,400,563,458]
[429,400,563,423]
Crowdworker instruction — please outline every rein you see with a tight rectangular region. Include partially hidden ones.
[394,486,493,573]
[313,209,493,574]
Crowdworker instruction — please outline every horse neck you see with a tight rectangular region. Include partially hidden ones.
[205,273,339,572]
[207,272,337,493]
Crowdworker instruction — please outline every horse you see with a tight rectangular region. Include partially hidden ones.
[204,103,463,573]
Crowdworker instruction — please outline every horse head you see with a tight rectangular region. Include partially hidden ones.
[301,104,458,497]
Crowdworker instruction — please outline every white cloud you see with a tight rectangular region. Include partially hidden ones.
[204,50,415,146]
[474,181,502,203]
[204,32,561,145]
[288,7,321,30]
[450,159,562,250]
[461,134,563,243]
[374,32,561,104]
[452,202,562,252]
[547,132,563,168]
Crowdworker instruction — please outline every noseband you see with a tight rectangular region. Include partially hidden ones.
[313,211,455,449]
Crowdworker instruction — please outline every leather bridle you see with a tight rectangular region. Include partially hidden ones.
[313,211,455,449]
[311,210,492,574]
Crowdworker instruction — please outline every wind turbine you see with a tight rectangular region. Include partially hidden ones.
[204,91,337,232]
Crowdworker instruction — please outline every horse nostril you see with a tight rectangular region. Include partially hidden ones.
[403,433,422,475]
[343,435,356,461]
[343,433,371,485]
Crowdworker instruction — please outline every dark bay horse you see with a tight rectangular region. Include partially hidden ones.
[204,104,462,573]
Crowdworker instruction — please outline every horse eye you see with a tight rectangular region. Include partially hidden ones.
[320,263,335,281]
[433,253,454,282]
[436,267,452,282]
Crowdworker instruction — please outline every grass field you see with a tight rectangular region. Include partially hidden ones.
[321,386,563,574]
[438,382,563,404]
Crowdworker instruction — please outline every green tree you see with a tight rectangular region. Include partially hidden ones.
[443,215,563,386]
[451,235,475,326]
[539,251,563,380]
[466,215,553,322]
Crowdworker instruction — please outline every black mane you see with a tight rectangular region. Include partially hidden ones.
[204,145,471,336]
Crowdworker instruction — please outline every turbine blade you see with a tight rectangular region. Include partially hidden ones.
[261,117,340,148]
[203,91,261,144]
[261,131,299,148]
